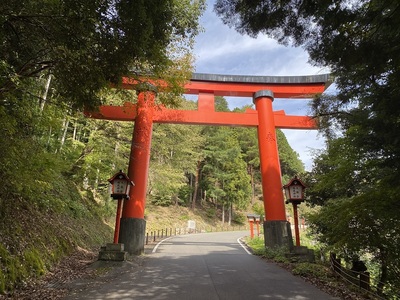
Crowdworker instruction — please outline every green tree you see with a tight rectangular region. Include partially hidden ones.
[276,129,304,184]
[215,96,230,112]
[306,136,400,297]
[201,126,251,224]
[215,1,400,295]
[149,122,205,206]
[1,0,205,109]
[234,126,260,203]
[149,99,206,206]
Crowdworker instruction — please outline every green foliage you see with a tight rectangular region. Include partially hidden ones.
[0,0,210,294]
[245,237,265,255]
[0,185,113,293]
[149,121,205,206]
[179,214,190,221]
[232,212,246,224]
[252,202,264,217]
[0,98,114,292]
[0,0,205,109]
[206,207,217,219]
[0,245,44,292]
[292,263,330,280]
[307,174,400,295]
[215,96,230,112]
[264,246,290,263]
[0,269,4,294]
[202,126,252,210]
[246,237,290,262]
[276,129,305,183]
[0,244,8,293]
[23,249,45,277]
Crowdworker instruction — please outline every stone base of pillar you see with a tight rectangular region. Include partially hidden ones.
[98,243,127,261]
[263,220,293,249]
[119,218,146,255]
[286,246,315,263]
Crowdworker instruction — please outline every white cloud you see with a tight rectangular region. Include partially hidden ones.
[193,0,329,171]
[281,129,325,171]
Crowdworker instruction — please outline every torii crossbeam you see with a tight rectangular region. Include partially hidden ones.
[86,73,331,254]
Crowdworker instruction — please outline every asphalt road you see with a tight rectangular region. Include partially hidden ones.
[66,231,338,299]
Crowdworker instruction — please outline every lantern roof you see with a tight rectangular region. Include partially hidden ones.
[108,170,133,185]
[283,176,306,189]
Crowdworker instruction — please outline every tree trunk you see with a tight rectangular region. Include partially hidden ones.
[83,169,89,189]
[228,203,232,226]
[250,164,255,204]
[72,119,77,142]
[222,203,225,224]
[377,249,388,296]
[57,117,69,153]
[191,161,201,210]
[95,166,100,189]
[113,129,120,170]
[46,126,52,148]
[40,74,52,113]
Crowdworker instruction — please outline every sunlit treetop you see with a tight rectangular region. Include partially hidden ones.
[0,0,206,109]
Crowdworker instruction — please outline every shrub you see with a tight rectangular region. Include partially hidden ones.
[264,246,290,263]
[246,237,265,255]
[232,212,246,224]
[292,262,330,279]
[23,249,45,277]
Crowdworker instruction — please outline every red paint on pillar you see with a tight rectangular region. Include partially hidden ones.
[253,91,286,221]
[123,90,155,219]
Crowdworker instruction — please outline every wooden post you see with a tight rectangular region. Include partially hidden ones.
[360,272,370,291]
[330,253,342,275]
[293,203,301,246]
[113,199,123,244]
[249,220,254,238]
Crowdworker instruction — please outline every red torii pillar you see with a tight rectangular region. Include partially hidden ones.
[119,89,155,254]
[253,90,292,248]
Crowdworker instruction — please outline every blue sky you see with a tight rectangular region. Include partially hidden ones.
[191,1,333,171]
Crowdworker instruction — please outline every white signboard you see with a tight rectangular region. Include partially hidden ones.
[187,220,196,230]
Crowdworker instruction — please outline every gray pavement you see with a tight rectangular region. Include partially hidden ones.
[65,231,338,299]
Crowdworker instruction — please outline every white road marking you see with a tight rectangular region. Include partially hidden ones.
[237,237,252,255]
[152,236,174,253]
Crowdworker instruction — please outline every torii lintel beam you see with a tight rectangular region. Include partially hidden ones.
[87,73,332,129]
[122,73,332,98]
[86,102,317,129]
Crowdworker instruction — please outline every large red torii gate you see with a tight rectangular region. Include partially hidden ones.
[86,73,331,254]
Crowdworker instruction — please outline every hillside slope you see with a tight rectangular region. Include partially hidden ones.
[0,180,244,296]
[0,181,114,294]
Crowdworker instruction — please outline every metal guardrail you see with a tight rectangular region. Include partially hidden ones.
[145,225,249,245]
